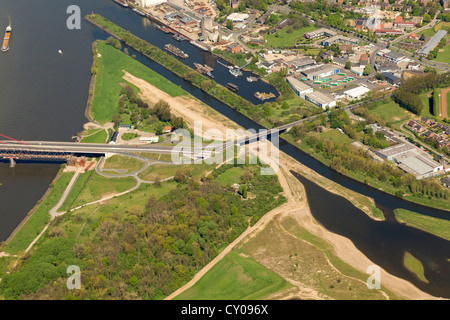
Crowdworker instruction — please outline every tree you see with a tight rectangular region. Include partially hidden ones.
[345,60,352,70]
[423,14,431,23]
[363,64,371,76]
[226,19,234,30]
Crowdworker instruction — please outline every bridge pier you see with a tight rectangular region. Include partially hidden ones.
[9,158,16,168]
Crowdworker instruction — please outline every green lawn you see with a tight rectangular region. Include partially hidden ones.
[435,36,450,63]
[394,208,450,241]
[265,25,318,48]
[102,154,146,174]
[174,250,292,300]
[403,252,428,283]
[90,41,186,123]
[80,129,108,143]
[216,167,243,187]
[447,90,450,118]
[367,99,413,128]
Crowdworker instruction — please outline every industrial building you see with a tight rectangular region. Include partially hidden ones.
[226,13,249,22]
[303,28,336,39]
[286,77,313,96]
[138,0,167,7]
[344,86,371,101]
[418,30,448,56]
[301,64,340,80]
[321,35,358,47]
[304,91,336,109]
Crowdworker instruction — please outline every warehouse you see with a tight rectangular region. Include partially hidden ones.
[395,152,444,179]
[321,35,358,47]
[226,13,249,22]
[418,30,448,56]
[286,76,313,96]
[344,86,371,101]
[301,64,340,80]
[303,28,336,39]
[304,91,336,109]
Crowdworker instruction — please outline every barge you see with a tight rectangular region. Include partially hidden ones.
[1,25,11,52]
[226,83,239,92]
[164,43,188,59]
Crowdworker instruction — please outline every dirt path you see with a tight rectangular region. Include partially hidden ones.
[122,71,242,140]
[441,87,449,120]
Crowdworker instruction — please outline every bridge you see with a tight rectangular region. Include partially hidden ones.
[0,104,363,166]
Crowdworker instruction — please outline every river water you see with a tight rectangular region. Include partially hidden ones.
[0,0,449,298]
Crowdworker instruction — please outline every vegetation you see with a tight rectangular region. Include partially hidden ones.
[394,208,450,241]
[284,109,450,211]
[403,252,428,283]
[174,251,292,300]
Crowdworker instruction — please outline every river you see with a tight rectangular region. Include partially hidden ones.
[0,0,449,298]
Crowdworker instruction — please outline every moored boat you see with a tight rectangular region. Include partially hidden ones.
[226,83,239,92]
[132,7,146,16]
[113,0,129,7]
[164,43,188,59]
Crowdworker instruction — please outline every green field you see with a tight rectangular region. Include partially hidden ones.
[264,25,318,48]
[367,99,413,128]
[403,252,428,283]
[394,208,450,241]
[102,155,146,174]
[435,35,450,63]
[216,167,243,186]
[174,251,292,300]
[80,129,108,143]
[90,41,186,123]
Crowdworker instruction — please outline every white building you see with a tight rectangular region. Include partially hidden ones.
[226,13,249,22]
[139,134,159,143]
[286,77,313,96]
[138,0,167,7]
[344,86,370,101]
[304,91,336,109]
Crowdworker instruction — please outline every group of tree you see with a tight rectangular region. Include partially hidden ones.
[113,83,185,134]
[0,162,286,299]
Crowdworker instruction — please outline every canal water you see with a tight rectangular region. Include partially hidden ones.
[0,0,449,297]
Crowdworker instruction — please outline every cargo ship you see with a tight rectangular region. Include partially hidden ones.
[194,63,214,78]
[1,25,11,52]
[164,44,188,59]
[226,83,238,92]
[113,0,129,8]
[254,92,275,101]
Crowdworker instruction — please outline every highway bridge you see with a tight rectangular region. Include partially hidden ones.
[0,104,364,166]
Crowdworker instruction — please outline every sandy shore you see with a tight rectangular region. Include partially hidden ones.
[123,70,437,300]
[122,71,242,140]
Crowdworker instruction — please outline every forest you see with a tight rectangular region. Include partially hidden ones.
[0,162,286,299]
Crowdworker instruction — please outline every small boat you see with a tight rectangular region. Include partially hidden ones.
[113,0,129,7]
[58,49,63,54]
[254,92,275,101]
[247,76,257,82]
[230,68,242,77]
[132,7,146,16]
[226,83,238,92]
[1,25,11,52]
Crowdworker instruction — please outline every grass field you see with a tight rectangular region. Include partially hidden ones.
[394,208,450,241]
[403,252,428,283]
[80,129,108,143]
[216,167,243,187]
[68,172,137,208]
[102,155,146,174]
[139,163,216,181]
[174,251,292,300]
[90,41,186,123]
[264,25,318,48]
[367,99,413,128]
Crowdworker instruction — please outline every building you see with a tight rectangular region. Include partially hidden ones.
[418,30,448,56]
[286,77,314,96]
[393,16,415,29]
[118,124,132,131]
[227,42,241,54]
[164,126,172,133]
[139,0,167,7]
[382,72,401,85]
[230,0,239,9]
[226,13,249,22]
[355,17,368,29]
[344,86,371,101]
[395,152,444,179]
[301,64,340,80]
[284,57,316,71]
[321,35,358,47]
[109,131,119,145]
[304,28,336,39]
[383,50,407,63]
[139,133,159,143]
[304,91,336,109]
[374,61,400,73]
